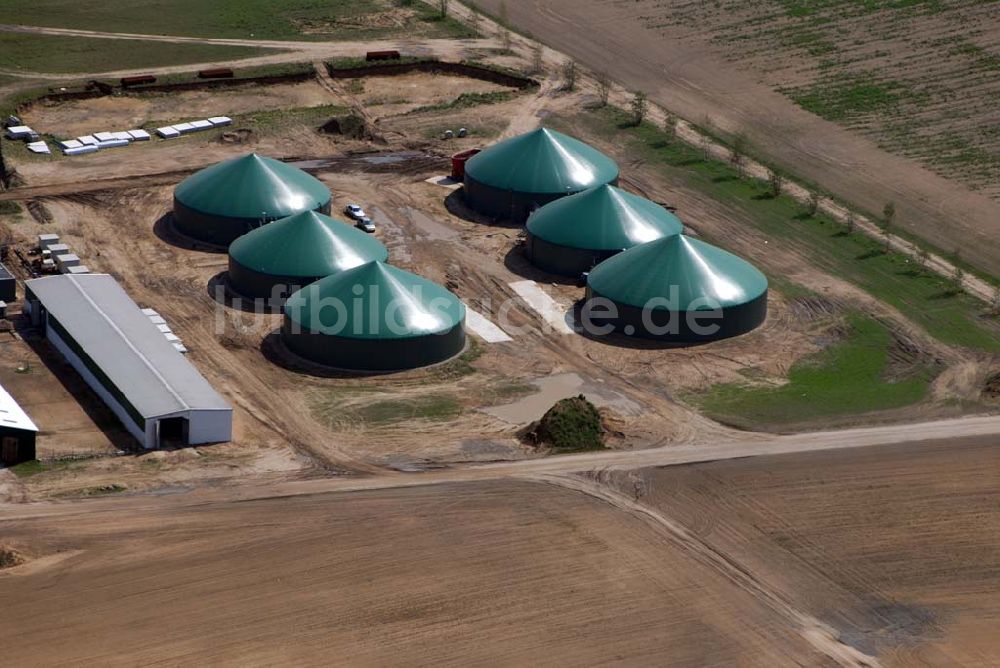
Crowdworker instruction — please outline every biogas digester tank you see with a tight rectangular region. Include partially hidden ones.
[173,153,332,247]
[463,127,619,223]
[282,261,466,371]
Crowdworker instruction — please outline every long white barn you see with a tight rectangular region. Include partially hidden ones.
[25,274,232,449]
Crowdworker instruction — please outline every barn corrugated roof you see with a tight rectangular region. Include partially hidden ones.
[25,274,230,419]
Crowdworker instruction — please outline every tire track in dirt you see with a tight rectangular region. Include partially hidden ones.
[527,471,881,668]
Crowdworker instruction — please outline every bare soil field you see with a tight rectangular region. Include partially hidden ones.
[22,81,336,137]
[471,0,1000,276]
[611,435,1000,665]
[635,0,1000,198]
[0,478,831,666]
[20,73,516,138]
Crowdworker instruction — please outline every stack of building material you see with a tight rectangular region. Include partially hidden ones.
[38,234,60,250]
[128,129,151,141]
[63,145,99,156]
[27,141,50,154]
[140,307,188,353]
[96,138,130,149]
[55,254,81,272]
[156,126,181,139]
[5,125,34,140]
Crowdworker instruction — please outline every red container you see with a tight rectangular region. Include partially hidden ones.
[120,75,156,87]
[198,67,235,79]
[451,149,481,180]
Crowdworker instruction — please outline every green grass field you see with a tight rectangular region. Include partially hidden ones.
[692,313,934,428]
[0,0,475,41]
[0,33,266,75]
[560,107,1000,355]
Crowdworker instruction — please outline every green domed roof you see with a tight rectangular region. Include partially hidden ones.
[284,261,465,339]
[527,185,682,250]
[588,235,767,310]
[464,127,619,195]
[175,153,331,220]
[229,211,387,278]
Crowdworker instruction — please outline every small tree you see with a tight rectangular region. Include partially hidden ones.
[438,0,449,18]
[529,43,544,74]
[949,250,964,294]
[951,265,965,294]
[498,1,511,51]
[768,170,784,198]
[595,71,611,106]
[663,113,677,141]
[629,90,648,126]
[561,59,577,91]
[699,133,712,161]
[498,26,511,51]
[883,200,896,228]
[806,191,820,217]
[468,4,480,32]
[845,211,856,234]
[880,220,892,253]
[917,247,930,273]
[730,133,748,178]
[991,285,1000,316]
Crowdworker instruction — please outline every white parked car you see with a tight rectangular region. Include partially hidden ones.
[344,204,367,221]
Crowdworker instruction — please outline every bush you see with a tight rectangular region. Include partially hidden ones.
[527,395,605,452]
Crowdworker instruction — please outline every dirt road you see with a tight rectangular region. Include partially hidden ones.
[3,414,997,521]
[0,24,494,79]
[468,0,1000,277]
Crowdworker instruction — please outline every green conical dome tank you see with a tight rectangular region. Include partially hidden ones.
[173,153,332,247]
[585,235,768,342]
[525,184,683,276]
[228,211,388,301]
[282,261,466,371]
[463,127,619,223]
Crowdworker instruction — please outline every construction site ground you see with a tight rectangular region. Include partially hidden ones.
[0,59,996,501]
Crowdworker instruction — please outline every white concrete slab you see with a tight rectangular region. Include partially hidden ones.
[464,308,513,343]
[424,175,462,190]
[508,280,574,335]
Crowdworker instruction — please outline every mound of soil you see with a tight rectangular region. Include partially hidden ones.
[0,545,26,569]
[523,395,606,453]
[219,128,256,145]
[983,372,1000,400]
[319,114,371,140]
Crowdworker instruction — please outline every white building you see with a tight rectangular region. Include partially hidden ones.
[24,274,232,449]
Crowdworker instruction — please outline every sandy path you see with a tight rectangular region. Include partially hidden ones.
[466,0,1000,277]
[2,414,997,521]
